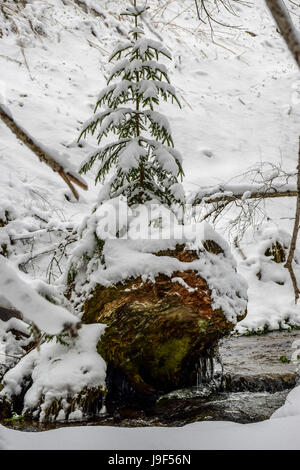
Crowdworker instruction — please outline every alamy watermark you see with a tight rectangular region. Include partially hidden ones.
[94,202,207,242]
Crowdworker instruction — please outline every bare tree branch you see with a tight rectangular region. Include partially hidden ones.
[0,103,88,200]
[265,0,300,68]
[192,184,297,205]
[189,162,298,237]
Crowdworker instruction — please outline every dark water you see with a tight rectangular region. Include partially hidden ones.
[4,330,300,431]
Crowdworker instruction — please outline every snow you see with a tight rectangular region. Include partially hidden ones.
[170,182,185,202]
[109,41,132,61]
[0,323,106,422]
[154,144,179,172]
[0,0,300,450]
[0,102,87,190]
[121,5,150,17]
[108,59,169,82]
[144,110,171,135]
[0,317,30,378]
[0,257,79,335]
[132,38,172,60]
[272,385,300,420]
[96,80,178,106]
[236,225,300,333]
[118,140,146,171]
[1,411,300,450]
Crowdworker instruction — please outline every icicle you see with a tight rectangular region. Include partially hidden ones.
[195,353,224,389]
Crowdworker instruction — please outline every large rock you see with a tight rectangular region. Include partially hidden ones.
[82,243,247,400]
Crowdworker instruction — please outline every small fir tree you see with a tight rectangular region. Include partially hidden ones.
[79,1,184,210]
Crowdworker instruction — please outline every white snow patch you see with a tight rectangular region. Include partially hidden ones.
[0,324,106,421]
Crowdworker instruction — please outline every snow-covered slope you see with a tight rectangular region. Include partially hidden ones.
[0,0,299,332]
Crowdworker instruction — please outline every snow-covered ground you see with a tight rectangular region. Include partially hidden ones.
[1,383,300,450]
[0,0,300,450]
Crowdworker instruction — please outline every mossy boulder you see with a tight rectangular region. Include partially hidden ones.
[82,244,247,398]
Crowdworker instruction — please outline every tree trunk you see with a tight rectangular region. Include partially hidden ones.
[265,0,300,68]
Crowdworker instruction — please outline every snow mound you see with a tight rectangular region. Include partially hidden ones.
[236,225,300,334]
[68,202,248,325]
[0,323,106,422]
[0,257,79,335]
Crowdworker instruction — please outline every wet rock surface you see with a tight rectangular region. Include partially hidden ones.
[220,330,299,376]
[3,330,300,430]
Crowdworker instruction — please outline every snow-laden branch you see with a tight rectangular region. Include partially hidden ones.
[0,103,88,200]
[265,0,300,68]
[0,257,80,336]
[190,182,297,206]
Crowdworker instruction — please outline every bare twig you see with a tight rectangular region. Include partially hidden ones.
[194,0,246,28]
[18,41,34,81]
[87,39,109,54]
[0,352,22,360]
[0,54,22,66]
[234,235,247,260]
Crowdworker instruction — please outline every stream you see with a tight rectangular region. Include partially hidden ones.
[3,330,300,431]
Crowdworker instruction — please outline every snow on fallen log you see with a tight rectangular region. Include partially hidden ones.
[0,103,88,200]
[0,257,80,336]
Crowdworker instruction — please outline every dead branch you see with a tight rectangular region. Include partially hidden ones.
[0,103,88,200]
[285,136,300,303]
[234,235,247,260]
[193,0,247,29]
[190,162,298,237]
[0,352,22,360]
[18,40,34,81]
[265,0,300,68]
[0,54,22,66]
[192,185,297,205]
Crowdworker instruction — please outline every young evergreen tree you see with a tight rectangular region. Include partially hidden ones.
[78,1,184,210]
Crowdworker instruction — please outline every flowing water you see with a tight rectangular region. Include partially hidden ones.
[3,330,300,431]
